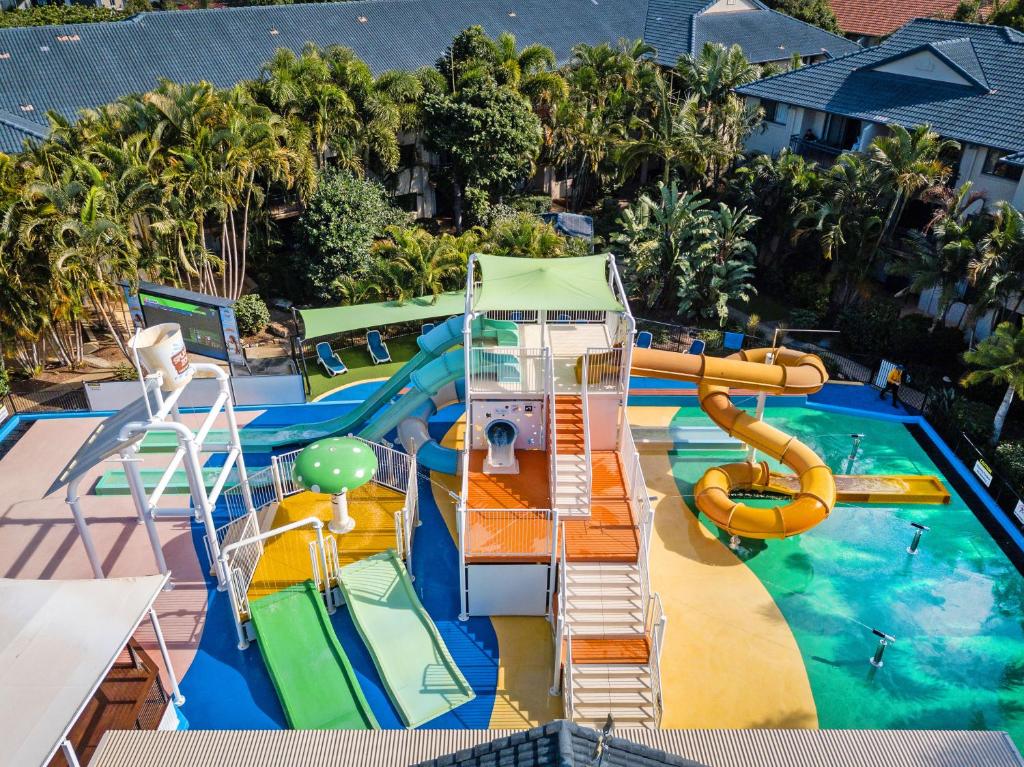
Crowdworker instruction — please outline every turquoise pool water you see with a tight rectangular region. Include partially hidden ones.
[668,405,1024,743]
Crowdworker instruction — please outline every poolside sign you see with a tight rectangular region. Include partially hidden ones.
[1014,500,1024,525]
[974,458,994,487]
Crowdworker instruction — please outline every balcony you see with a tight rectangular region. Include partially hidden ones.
[789,135,847,166]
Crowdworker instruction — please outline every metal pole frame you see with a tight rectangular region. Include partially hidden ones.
[148,607,185,706]
[65,477,105,579]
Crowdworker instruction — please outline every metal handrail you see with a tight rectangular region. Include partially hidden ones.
[645,593,666,726]
[546,350,559,511]
[564,626,575,721]
[550,521,568,695]
[581,354,593,511]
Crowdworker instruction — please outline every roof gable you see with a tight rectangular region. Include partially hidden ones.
[863,38,989,89]
[737,18,1024,152]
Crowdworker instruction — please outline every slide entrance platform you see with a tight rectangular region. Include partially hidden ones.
[337,550,474,728]
[249,580,378,730]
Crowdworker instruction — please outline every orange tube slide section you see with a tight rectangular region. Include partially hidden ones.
[631,347,837,539]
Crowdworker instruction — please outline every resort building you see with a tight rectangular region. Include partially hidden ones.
[0,0,856,215]
[738,19,1024,213]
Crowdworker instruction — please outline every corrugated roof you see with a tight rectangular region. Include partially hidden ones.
[737,18,1024,152]
[89,726,1024,767]
[0,0,859,152]
[830,0,961,38]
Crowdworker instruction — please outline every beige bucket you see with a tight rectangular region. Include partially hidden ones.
[129,323,195,391]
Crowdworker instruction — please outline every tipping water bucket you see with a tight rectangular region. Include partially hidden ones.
[129,323,195,391]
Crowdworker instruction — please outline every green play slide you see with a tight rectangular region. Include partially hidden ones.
[338,550,475,728]
[249,580,378,730]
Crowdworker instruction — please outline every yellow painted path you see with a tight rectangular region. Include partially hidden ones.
[631,406,818,729]
[433,420,563,728]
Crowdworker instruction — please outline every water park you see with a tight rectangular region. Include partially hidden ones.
[4,253,1024,766]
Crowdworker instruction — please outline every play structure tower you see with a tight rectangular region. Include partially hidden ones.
[455,254,667,728]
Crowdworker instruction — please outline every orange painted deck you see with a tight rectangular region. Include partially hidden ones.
[563,452,638,563]
[571,635,651,665]
[466,450,551,509]
[247,483,404,603]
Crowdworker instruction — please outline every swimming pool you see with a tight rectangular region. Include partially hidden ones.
[666,404,1024,743]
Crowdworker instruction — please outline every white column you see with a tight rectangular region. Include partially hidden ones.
[61,739,81,767]
[148,607,185,706]
[121,448,169,579]
[66,478,104,579]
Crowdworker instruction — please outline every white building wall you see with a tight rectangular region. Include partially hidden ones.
[956,143,1022,210]
[745,100,799,155]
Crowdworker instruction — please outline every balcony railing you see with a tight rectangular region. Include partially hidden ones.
[789,135,847,165]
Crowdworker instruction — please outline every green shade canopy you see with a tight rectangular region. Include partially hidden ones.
[293,437,378,495]
[472,254,624,312]
[300,292,466,341]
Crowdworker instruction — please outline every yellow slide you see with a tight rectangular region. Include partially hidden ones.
[630,346,836,539]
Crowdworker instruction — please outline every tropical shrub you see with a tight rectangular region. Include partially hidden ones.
[836,299,900,354]
[927,388,995,444]
[994,441,1024,494]
[234,294,271,335]
[299,170,406,301]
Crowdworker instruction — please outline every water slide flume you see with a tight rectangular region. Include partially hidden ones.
[631,346,836,539]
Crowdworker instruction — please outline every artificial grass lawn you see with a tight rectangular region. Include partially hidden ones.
[305,333,421,400]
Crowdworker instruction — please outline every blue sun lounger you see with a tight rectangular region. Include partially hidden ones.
[316,342,347,377]
[367,330,392,364]
[686,338,706,355]
[635,331,653,349]
[421,323,435,336]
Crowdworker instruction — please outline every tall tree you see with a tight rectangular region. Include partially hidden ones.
[962,321,1024,444]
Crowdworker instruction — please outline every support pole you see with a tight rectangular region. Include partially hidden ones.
[746,352,772,463]
[182,436,226,589]
[66,477,104,579]
[61,739,82,767]
[315,524,335,613]
[121,448,169,580]
[149,607,185,705]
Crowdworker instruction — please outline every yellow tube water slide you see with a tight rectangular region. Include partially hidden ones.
[631,346,837,539]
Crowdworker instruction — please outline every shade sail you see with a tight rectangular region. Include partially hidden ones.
[299,292,466,340]
[0,574,168,767]
[472,254,624,312]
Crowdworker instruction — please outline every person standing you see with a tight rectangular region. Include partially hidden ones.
[880,365,903,407]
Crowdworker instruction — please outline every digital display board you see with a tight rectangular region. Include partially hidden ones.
[138,290,229,361]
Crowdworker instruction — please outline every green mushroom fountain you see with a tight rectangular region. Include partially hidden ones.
[292,436,378,534]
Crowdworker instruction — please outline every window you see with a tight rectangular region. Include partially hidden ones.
[981,147,1023,182]
[398,142,417,168]
[761,99,788,125]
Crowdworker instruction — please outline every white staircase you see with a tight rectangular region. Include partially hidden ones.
[570,664,657,728]
[562,562,645,635]
[554,454,589,517]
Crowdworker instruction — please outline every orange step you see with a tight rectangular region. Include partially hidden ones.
[563,498,639,562]
[555,395,586,452]
[571,635,651,664]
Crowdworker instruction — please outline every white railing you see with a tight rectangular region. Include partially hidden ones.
[581,355,593,512]
[542,309,606,324]
[462,508,556,560]
[551,522,568,695]
[214,512,261,612]
[273,450,302,498]
[563,626,575,721]
[220,515,333,650]
[546,351,559,510]
[468,346,546,395]
[645,593,666,727]
[458,448,470,620]
[621,422,655,608]
[353,436,413,494]
[484,309,539,324]
[222,465,276,525]
[584,346,625,394]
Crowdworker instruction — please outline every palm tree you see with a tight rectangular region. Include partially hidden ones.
[372,226,467,301]
[890,183,986,328]
[962,321,1024,444]
[868,124,958,243]
[618,71,708,185]
[801,153,885,308]
[970,201,1024,317]
[485,214,567,258]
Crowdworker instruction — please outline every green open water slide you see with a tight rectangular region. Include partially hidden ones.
[137,316,517,454]
[338,550,475,728]
[249,580,378,729]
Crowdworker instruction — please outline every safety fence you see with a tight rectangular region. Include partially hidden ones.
[462,508,556,560]
[584,346,625,393]
[634,317,761,357]
[5,382,89,414]
[467,346,547,395]
[938,429,1024,523]
[547,353,560,512]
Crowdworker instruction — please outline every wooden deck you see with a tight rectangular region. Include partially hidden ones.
[563,452,638,563]
[571,635,651,665]
[247,484,404,602]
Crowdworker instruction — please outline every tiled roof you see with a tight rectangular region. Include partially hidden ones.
[0,0,859,152]
[692,6,856,64]
[413,721,708,767]
[830,0,961,38]
[737,18,1024,152]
